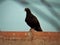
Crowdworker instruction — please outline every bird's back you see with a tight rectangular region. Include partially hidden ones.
[25,13,40,28]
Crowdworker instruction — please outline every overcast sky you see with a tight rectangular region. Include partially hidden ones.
[0,0,60,32]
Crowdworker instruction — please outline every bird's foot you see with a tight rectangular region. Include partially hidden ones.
[29,28,37,32]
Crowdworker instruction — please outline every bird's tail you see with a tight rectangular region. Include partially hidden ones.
[35,28,42,31]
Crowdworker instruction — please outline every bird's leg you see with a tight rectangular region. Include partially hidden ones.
[29,28,32,31]
[30,28,36,32]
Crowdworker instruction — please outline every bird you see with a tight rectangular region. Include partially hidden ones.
[25,8,42,31]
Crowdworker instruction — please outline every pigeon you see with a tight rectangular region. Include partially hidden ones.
[25,8,42,31]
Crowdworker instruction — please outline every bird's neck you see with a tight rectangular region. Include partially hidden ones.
[26,11,31,15]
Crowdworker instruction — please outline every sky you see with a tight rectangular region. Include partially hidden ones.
[0,0,60,32]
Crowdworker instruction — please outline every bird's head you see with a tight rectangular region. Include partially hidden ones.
[25,8,30,11]
[25,8,31,13]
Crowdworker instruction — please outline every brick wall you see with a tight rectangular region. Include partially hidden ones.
[0,30,60,45]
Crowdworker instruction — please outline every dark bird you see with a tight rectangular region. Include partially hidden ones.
[25,8,42,31]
